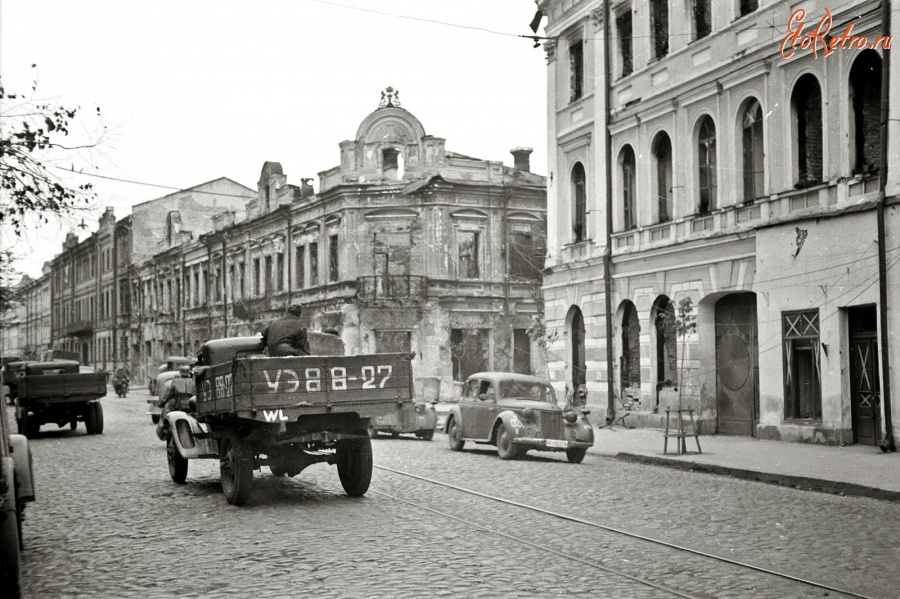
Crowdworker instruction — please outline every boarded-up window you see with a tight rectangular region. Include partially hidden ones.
[793,74,823,186]
[694,0,711,39]
[572,162,587,241]
[616,10,633,78]
[850,51,882,175]
[783,310,821,420]
[508,232,538,279]
[275,253,284,292]
[264,255,273,296]
[253,258,261,297]
[620,146,636,230]
[375,330,412,354]
[329,234,339,283]
[309,242,319,286]
[450,328,490,382]
[513,329,531,375]
[458,231,480,279]
[295,245,305,289]
[650,0,668,59]
[569,39,584,102]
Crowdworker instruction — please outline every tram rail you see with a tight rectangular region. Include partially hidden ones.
[373,464,878,599]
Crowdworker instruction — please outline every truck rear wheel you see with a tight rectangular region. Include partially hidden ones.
[16,415,38,439]
[220,432,253,506]
[336,436,372,497]
[85,403,104,435]
[167,436,188,483]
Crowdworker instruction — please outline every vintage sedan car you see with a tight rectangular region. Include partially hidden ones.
[444,372,594,463]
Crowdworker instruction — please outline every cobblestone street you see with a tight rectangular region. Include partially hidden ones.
[13,390,899,598]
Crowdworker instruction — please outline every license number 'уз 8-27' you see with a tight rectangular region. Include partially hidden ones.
[262,365,393,394]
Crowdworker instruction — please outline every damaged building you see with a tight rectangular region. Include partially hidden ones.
[133,90,547,399]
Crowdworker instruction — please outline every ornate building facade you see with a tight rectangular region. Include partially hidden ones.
[540,0,900,446]
[133,92,547,399]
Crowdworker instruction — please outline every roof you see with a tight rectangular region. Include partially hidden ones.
[467,372,552,385]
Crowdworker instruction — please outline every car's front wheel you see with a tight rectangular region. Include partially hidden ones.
[566,447,587,464]
[167,435,188,483]
[447,417,465,451]
[496,424,520,460]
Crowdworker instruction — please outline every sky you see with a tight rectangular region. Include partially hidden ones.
[0,0,548,280]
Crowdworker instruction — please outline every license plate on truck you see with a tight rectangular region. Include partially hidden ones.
[546,439,568,448]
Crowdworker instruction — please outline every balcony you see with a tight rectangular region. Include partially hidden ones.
[61,319,93,336]
[356,275,427,304]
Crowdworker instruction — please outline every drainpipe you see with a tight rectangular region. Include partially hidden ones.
[180,257,186,355]
[602,1,616,425]
[501,186,512,370]
[112,227,118,371]
[877,0,896,452]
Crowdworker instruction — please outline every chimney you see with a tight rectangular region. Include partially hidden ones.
[511,147,533,172]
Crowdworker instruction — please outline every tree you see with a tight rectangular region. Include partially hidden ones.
[1,67,103,237]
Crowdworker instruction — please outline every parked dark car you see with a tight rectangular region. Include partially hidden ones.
[443,372,594,463]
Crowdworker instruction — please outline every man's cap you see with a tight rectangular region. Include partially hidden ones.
[287,304,303,316]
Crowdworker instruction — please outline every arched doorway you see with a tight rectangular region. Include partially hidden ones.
[620,301,641,406]
[715,293,759,435]
[652,296,677,411]
[570,307,586,395]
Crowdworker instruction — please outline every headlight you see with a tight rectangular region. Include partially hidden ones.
[564,410,578,423]
[522,407,535,420]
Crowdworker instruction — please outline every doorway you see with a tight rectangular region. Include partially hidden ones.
[849,307,880,445]
[715,293,759,435]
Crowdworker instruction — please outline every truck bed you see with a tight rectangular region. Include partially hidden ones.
[18,373,108,402]
[195,352,413,422]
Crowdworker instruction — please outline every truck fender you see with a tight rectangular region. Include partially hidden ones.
[8,435,35,503]
[163,411,217,459]
[492,410,534,443]
[443,405,463,434]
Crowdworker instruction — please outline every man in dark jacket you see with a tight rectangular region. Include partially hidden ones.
[262,304,311,357]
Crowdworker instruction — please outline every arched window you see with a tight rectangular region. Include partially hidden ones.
[653,133,673,222]
[571,163,587,242]
[792,74,823,186]
[741,99,765,202]
[849,51,882,175]
[619,146,636,229]
[697,116,717,213]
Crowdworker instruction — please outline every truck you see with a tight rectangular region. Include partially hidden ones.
[0,372,37,599]
[15,361,108,438]
[162,332,414,506]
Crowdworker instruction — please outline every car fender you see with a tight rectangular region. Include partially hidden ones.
[569,413,595,444]
[163,411,217,459]
[492,410,534,442]
[8,434,35,503]
[443,404,463,433]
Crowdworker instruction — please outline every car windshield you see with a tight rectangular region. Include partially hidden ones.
[497,380,556,402]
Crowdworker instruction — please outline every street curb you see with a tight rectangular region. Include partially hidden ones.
[615,452,900,503]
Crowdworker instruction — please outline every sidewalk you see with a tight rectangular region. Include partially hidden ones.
[590,425,900,502]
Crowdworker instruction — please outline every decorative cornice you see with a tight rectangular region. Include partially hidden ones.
[543,39,557,63]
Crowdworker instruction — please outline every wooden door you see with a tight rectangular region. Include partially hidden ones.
[849,307,880,445]
[715,294,759,436]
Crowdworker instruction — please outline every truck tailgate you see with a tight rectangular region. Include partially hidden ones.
[18,373,108,400]
[196,353,413,421]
